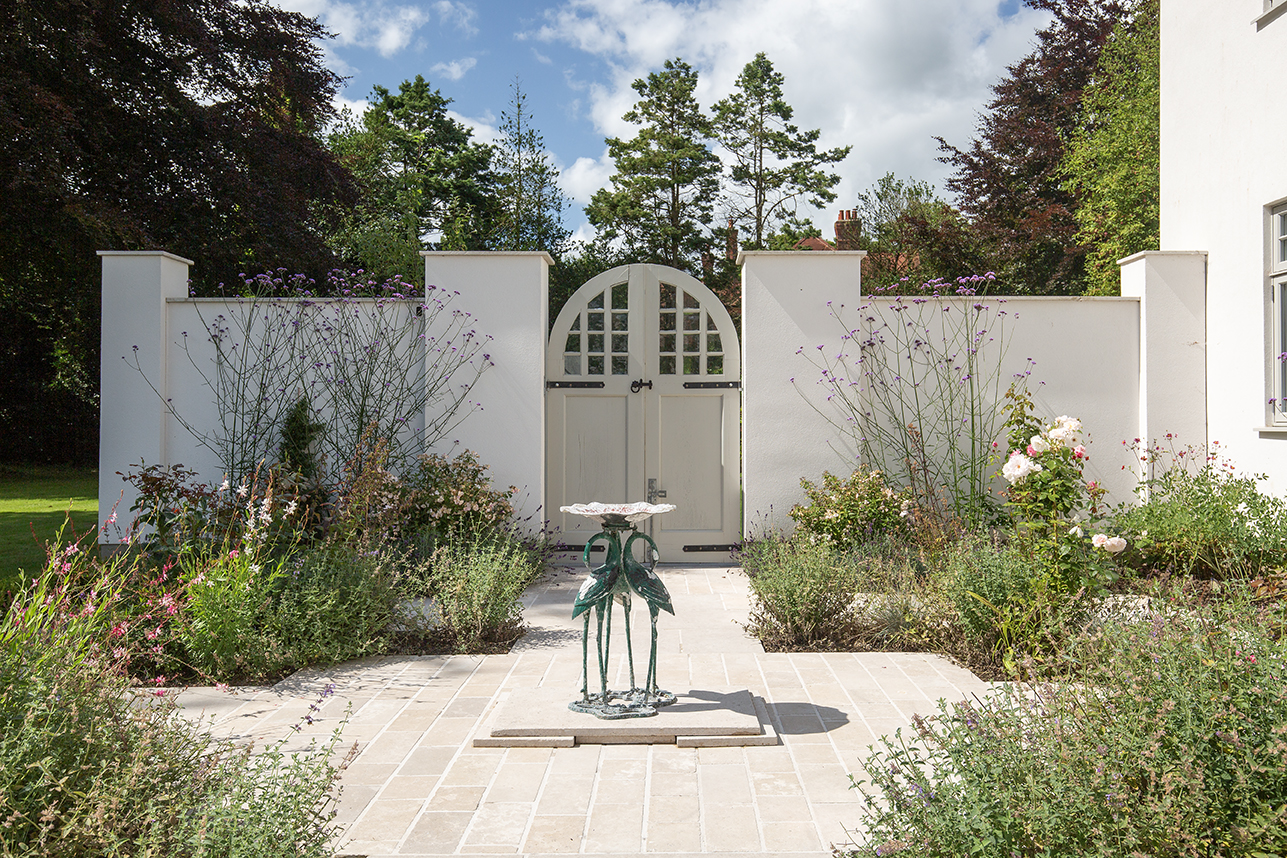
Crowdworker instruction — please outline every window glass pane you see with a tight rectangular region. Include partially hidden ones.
[659,333,675,353]
[612,355,629,374]
[588,312,604,331]
[588,333,604,353]
[684,312,700,331]
[660,312,675,331]
[707,315,718,331]
[612,312,629,331]
[588,291,604,310]
[660,283,676,309]
[683,355,700,375]
[612,333,628,353]
[684,333,700,353]
[612,282,629,309]
[683,291,699,309]
[565,333,580,352]
[570,316,581,331]
[564,354,580,375]
[660,355,676,375]
[707,333,722,353]
[707,354,723,375]
[588,355,604,375]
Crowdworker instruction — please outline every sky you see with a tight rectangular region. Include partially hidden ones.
[278,0,1052,242]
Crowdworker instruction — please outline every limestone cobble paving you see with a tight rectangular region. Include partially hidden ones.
[168,565,993,857]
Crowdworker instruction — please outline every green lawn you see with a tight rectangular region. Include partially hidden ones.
[0,466,98,594]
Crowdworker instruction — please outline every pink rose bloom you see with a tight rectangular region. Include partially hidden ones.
[1073,445,1087,459]
[1092,533,1109,549]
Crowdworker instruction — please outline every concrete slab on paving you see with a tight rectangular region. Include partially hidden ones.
[473,686,778,747]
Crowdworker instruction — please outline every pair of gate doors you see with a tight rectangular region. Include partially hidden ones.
[546,264,741,557]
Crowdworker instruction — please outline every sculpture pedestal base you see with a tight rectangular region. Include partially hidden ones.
[474,687,778,747]
[568,687,677,719]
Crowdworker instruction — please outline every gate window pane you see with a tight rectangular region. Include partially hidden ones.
[612,282,628,309]
[707,333,722,353]
[588,333,604,353]
[660,283,676,308]
[684,334,700,353]
[707,315,717,331]
[660,355,676,374]
[683,355,699,374]
[707,354,723,375]
[570,316,580,331]
[683,291,699,309]
[612,333,628,353]
[660,333,675,353]
[612,355,629,374]
[564,355,580,375]
[660,312,675,331]
[684,312,700,331]
[612,312,629,331]
[564,333,580,352]
[588,291,604,310]
[588,355,604,375]
[588,312,604,331]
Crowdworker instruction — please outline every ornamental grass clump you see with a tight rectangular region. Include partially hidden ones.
[846,588,1287,858]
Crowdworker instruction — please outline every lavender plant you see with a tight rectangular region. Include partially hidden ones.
[796,275,1019,529]
[131,269,492,482]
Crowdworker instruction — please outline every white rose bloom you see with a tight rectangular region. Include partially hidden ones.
[1002,453,1043,485]
[1092,533,1109,548]
[1029,434,1051,454]
[1104,536,1128,554]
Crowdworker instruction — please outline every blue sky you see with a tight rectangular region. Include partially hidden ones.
[281,0,1047,241]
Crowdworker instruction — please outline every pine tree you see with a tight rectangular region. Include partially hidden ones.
[586,59,720,274]
[491,80,571,254]
[711,53,850,250]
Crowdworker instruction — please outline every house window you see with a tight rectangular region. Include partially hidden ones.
[1273,203,1287,422]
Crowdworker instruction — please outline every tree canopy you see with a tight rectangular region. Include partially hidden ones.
[1062,0,1159,295]
[711,53,850,250]
[491,80,571,254]
[937,0,1130,294]
[0,0,355,463]
[586,59,722,274]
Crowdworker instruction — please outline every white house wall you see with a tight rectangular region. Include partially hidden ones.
[1161,0,1287,490]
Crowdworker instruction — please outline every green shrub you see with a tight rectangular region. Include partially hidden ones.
[1117,441,1287,578]
[423,536,544,653]
[847,591,1287,858]
[0,558,345,858]
[944,537,1038,640]
[789,469,910,548]
[739,536,864,650]
[401,449,518,549]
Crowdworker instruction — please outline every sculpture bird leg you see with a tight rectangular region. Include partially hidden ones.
[647,603,660,700]
[595,602,608,704]
[621,590,637,693]
[580,611,591,703]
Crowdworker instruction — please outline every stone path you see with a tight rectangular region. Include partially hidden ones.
[170,565,992,857]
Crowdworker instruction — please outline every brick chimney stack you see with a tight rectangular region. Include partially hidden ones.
[834,209,862,251]
[725,218,739,261]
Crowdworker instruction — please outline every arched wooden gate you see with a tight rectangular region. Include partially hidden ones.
[546,264,741,557]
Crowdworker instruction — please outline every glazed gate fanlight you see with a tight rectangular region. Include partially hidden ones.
[546,265,741,558]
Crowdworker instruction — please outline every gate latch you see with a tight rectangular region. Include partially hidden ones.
[647,478,667,504]
[630,378,653,393]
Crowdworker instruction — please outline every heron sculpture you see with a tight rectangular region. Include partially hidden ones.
[561,503,676,718]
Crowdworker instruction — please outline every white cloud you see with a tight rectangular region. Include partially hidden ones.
[432,57,479,81]
[448,109,498,144]
[560,150,616,205]
[527,0,1051,229]
[433,0,479,35]
[532,48,553,64]
[280,0,432,57]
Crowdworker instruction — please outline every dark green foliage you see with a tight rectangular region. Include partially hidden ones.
[328,75,497,282]
[938,0,1131,294]
[490,80,571,255]
[1,0,355,464]
[278,397,326,483]
[586,59,721,275]
[710,53,850,250]
[739,537,865,650]
[788,470,910,549]
[1063,0,1160,295]
[848,594,1287,857]
[422,537,545,653]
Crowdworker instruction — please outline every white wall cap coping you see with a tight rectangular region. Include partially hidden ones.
[1118,249,1208,266]
[97,250,195,265]
[420,250,554,263]
[736,249,866,265]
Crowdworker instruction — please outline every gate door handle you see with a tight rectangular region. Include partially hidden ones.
[630,378,653,393]
[647,478,667,504]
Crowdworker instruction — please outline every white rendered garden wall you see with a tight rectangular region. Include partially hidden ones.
[1159,0,1287,494]
[740,251,1206,536]
[98,251,550,543]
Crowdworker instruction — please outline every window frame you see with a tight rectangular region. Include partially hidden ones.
[1270,202,1287,425]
